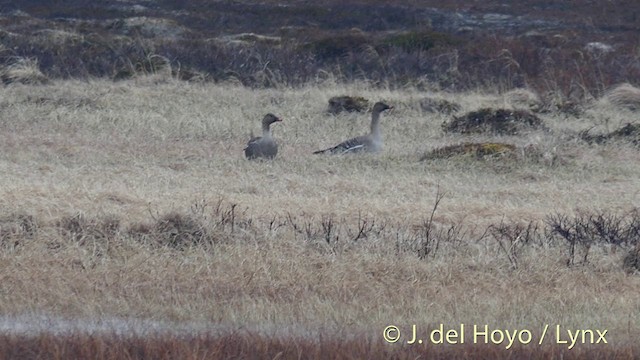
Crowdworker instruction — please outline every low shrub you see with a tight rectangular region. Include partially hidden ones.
[327,95,370,114]
[305,33,371,61]
[383,30,459,52]
[546,209,640,266]
[580,123,640,147]
[442,108,545,135]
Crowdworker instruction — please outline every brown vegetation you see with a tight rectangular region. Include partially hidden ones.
[442,108,545,135]
[0,1,638,93]
[327,95,370,114]
[581,123,640,147]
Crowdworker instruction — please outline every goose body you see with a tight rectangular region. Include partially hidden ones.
[244,114,282,160]
[313,102,393,155]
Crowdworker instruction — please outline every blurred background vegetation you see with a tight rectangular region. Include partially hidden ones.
[0,0,638,97]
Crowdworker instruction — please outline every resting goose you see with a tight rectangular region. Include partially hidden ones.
[244,113,282,160]
[313,102,393,155]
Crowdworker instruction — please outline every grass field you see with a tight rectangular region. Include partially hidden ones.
[0,77,638,358]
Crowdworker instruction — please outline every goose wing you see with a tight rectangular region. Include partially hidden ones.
[244,136,278,160]
[313,135,371,155]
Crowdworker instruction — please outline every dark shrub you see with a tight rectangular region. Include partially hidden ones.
[420,142,517,161]
[327,96,370,114]
[623,245,640,273]
[442,108,545,135]
[305,33,371,61]
[581,123,640,147]
[383,30,459,52]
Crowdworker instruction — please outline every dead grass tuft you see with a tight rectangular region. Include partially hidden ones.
[152,211,212,249]
[503,88,543,112]
[126,201,246,249]
[623,244,640,274]
[419,97,461,114]
[603,83,640,111]
[0,213,37,249]
[327,95,370,114]
[113,54,173,81]
[442,108,545,135]
[0,57,49,85]
[580,123,640,147]
[57,214,120,243]
[420,142,517,161]
[127,212,213,250]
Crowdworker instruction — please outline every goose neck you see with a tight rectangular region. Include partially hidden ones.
[370,111,382,139]
[262,124,272,138]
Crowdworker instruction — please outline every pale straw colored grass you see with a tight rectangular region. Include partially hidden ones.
[0,57,48,85]
[602,82,640,110]
[0,79,638,346]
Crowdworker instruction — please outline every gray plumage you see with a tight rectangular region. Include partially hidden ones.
[244,113,282,160]
[313,102,393,155]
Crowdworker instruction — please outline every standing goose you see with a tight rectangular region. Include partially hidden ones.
[244,113,282,160]
[313,102,393,155]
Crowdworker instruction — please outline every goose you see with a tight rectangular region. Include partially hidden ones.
[313,102,393,155]
[244,113,282,160]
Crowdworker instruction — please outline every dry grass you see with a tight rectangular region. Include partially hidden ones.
[0,57,49,85]
[419,142,518,161]
[603,83,640,111]
[502,88,543,111]
[0,78,639,357]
